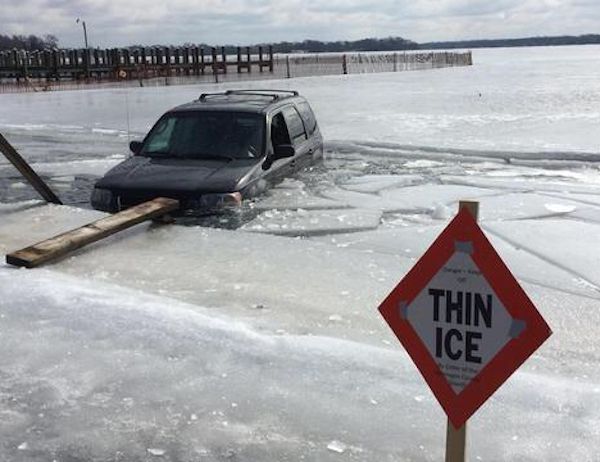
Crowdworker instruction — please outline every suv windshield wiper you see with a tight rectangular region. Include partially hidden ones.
[186,154,234,162]
[143,150,171,157]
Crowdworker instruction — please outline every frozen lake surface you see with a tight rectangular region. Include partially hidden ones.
[1,45,600,461]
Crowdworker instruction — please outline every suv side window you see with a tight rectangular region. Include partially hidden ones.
[281,106,307,145]
[270,112,291,149]
[296,102,317,136]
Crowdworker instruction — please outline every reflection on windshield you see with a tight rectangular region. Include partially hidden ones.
[141,111,264,160]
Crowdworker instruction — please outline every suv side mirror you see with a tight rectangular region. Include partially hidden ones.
[129,140,143,155]
[262,145,295,171]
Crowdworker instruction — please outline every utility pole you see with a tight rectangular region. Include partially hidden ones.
[76,18,89,48]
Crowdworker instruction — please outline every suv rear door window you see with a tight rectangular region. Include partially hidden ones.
[296,102,317,136]
[281,106,307,145]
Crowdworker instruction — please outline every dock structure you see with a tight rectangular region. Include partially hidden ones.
[0,45,274,83]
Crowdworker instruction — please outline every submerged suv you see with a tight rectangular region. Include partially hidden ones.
[91,89,323,213]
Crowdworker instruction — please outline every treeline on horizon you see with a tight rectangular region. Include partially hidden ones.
[113,37,419,53]
[0,34,58,51]
[2,32,600,53]
[420,34,600,50]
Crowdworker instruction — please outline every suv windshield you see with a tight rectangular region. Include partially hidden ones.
[140,111,264,160]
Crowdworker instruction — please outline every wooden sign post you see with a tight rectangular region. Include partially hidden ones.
[378,199,551,460]
[444,201,477,462]
[446,418,467,462]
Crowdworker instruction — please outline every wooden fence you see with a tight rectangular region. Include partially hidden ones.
[0,48,472,93]
[279,51,473,78]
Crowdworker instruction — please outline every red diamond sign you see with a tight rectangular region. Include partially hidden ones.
[378,208,552,428]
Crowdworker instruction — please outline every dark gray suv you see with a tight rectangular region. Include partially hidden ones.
[91,89,323,212]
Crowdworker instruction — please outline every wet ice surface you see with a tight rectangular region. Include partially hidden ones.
[1,45,600,461]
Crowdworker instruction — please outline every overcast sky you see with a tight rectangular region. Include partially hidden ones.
[2,0,599,48]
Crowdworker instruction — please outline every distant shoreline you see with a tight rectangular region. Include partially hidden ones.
[260,35,600,54]
[418,35,600,51]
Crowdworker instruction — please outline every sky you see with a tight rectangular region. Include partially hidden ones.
[1,0,599,48]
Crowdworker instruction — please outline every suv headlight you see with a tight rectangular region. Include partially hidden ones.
[202,192,242,207]
[194,192,242,208]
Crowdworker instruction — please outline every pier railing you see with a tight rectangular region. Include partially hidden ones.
[0,46,273,81]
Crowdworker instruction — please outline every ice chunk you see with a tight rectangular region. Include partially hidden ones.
[320,188,404,212]
[404,160,444,168]
[327,440,347,454]
[242,208,382,236]
[431,203,451,220]
[272,178,306,190]
[475,193,581,221]
[442,175,600,196]
[50,175,76,183]
[312,222,600,299]
[558,192,600,206]
[147,448,166,456]
[544,203,577,214]
[381,184,500,212]
[340,174,423,193]
[322,184,498,214]
[485,219,600,288]
[0,200,42,215]
[569,207,600,224]
[253,194,345,211]
[1,158,123,178]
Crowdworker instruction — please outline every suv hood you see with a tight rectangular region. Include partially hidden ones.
[95,156,259,194]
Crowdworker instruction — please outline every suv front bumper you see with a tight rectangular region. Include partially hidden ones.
[90,188,242,214]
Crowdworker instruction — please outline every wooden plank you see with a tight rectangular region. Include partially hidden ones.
[0,132,62,204]
[6,197,179,268]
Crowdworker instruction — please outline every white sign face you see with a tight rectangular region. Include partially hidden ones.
[404,248,514,394]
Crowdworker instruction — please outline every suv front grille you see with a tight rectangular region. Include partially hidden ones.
[117,193,157,210]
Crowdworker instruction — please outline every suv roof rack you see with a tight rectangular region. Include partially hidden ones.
[198,89,299,102]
